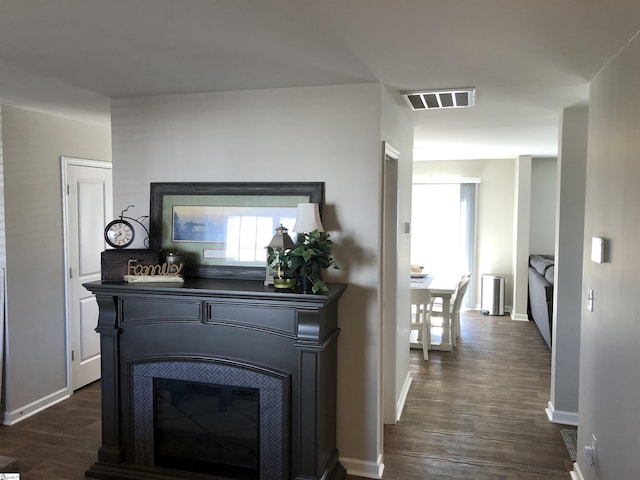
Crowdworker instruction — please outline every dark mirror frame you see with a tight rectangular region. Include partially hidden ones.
[149,182,324,280]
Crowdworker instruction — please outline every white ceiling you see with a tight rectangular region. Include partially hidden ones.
[1,0,640,160]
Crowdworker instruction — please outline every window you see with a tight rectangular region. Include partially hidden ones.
[411,181,477,307]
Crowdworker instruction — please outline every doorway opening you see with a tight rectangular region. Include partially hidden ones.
[410,181,477,308]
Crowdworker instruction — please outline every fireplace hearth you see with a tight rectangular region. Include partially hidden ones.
[84,278,346,480]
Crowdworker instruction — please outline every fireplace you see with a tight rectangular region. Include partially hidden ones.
[84,279,346,480]
[132,359,287,479]
[153,378,259,477]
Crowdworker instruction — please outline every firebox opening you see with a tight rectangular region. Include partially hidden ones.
[153,378,260,479]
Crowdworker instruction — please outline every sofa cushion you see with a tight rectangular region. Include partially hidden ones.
[529,255,554,276]
[544,265,555,285]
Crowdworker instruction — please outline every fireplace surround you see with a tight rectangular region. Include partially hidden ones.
[136,361,282,478]
[84,278,346,480]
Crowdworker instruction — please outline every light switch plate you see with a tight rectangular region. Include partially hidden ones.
[591,237,605,263]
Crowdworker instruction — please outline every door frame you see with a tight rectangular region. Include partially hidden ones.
[61,156,112,395]
[381,142,400,425]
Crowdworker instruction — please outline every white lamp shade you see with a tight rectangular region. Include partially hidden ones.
[293,203,324,233]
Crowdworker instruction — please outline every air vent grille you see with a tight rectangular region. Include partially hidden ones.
[402,88,476,110]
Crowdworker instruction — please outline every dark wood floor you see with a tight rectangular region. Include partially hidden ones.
[349,310,575,480]
[0,310,574,479]
[0,380,101,479]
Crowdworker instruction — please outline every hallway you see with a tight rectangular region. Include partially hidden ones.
[372,310,574,479]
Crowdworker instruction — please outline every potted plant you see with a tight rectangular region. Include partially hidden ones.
[288,229,340,294]
[267,246,298,289]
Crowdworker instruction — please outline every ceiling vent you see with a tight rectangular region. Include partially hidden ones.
[402,88,476,111]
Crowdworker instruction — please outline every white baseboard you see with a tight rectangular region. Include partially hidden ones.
[570,462,584,480]
[511,312,530,321]
[340,455,384,479]
[546,401,579,426]
[396,373,412,422]
[3,388,69,425]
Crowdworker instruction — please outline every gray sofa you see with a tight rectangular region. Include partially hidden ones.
[528,254,554,348]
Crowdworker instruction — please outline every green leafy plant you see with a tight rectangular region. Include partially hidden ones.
[288,230,340,293]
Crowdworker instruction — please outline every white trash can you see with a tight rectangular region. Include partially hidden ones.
[481,274,505,315]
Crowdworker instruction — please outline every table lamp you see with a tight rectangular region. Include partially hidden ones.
[293,203,324,233]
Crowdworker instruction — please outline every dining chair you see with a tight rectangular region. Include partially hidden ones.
[428,273,471,348]
[410,288,432,360]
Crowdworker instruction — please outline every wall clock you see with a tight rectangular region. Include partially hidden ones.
[104,219,135,249]
[103,205,150,249]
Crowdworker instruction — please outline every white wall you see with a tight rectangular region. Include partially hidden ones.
[0,107,5,411]
[574,33,640,480]
[512,156,532,320]
[111,83,413,476]
[547,106,587,426]
[1,106,111,422]
[380,89,414,427]
[530,157,557,255]
[0,107,5,268]
[412,159,515,310]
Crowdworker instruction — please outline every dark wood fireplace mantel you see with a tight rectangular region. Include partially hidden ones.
[83,278,347,480]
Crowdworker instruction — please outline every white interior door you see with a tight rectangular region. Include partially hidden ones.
[63,157,112,391]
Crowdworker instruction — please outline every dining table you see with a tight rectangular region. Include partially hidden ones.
[410,273,458,351]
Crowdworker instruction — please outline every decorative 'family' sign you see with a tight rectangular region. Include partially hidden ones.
[123,259,184,283]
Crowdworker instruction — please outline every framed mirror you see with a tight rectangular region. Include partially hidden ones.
[149,182,323,279]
